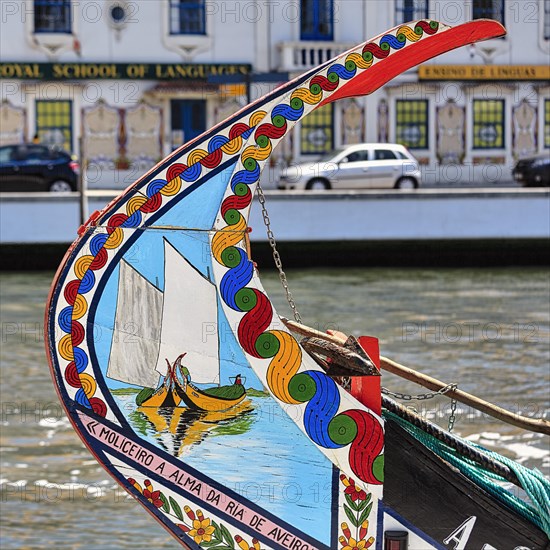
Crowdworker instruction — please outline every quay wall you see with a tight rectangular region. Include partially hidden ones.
[1,189,549,269]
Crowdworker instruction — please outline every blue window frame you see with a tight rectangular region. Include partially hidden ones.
[473,0,505,25]
[301,0,333,41]
[169,0,206,35]
[34,0,71,34]
[395,0,429,24]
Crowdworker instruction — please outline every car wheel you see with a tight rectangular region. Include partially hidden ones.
[305,178,330,190]
[395,177,417,189]
[49,180,73,192]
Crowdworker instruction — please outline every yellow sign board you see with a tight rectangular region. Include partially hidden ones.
[418,65,550,81]
[0,62,251,81]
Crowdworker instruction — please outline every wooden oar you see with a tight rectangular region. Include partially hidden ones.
[281,317,550,436]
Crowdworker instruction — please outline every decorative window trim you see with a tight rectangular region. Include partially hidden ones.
[468,0,508,60]
[0,101,27,146]
[162,0,211,58]
[436,101,466,165]
[26,0,78,58]
[105,1,137,32]
[512,99,538,159]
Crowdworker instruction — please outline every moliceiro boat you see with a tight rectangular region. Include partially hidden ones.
[45,19,550,550]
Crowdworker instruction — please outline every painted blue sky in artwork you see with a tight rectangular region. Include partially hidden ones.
[93,165,259,390]
[121,162,235,291]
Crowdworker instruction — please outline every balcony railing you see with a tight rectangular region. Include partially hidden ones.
[277,41,355,71]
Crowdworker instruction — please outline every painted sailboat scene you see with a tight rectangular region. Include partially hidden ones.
[107,240,247,413]
[105,238,255,457]
[38,15,549,550]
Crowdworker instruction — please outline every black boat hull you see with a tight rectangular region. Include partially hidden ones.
[384,418,549,549]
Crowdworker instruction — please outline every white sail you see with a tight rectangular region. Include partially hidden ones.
[107,261,163,388]
[154,240,220,384]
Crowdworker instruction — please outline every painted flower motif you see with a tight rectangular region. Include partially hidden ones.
[339,534,375,550]
[142,479,163,508]
[342,537,367,550]
[236,535,261,550]
[127,477,143,493]
[344,477,367,502]
[189,518,215,544]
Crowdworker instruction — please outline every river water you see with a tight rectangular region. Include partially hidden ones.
[1,268,549,549]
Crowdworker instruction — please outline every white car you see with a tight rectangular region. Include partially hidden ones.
[278,143,421,190]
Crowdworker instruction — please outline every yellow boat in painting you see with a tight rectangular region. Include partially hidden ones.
[139,354,247,412]
[172,353,246,412]
[175,378,246,412]
[135,359,182,408]
[139,384,181,408]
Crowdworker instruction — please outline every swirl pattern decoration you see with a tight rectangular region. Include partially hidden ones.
[207,21,443,484]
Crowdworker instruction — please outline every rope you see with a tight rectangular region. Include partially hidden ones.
[383,409,550,537]
[382,395,520,485]
[481,446,550,537]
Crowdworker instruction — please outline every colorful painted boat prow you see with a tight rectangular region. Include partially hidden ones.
[46,19,540,550]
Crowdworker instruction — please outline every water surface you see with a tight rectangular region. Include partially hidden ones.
[1,268,548,548]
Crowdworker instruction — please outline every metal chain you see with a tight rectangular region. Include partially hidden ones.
[448,396,458,432]
[256,183,302,323]
[382,383,459,431]
[381,383,457,401]
[255,181,461,427]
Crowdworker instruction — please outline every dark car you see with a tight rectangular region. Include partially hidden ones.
[0,144,79,192]
[512,154,550,187]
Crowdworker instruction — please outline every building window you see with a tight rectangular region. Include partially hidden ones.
[544,100,550,149]
[544,0,550,40]
[36,100,73,151]
[472,0,505,25]
[395,0,429,24]
[34,0,72,33]
[301,0,333,41]
[473,99,505,149]
[169,0,206,35]
[395,100,429,149]
[301,104,334,154]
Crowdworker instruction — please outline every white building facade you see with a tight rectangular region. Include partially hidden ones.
[1,0,549,185]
